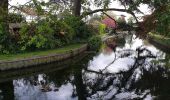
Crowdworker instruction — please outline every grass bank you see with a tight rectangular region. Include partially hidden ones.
[0,44,84,61]
[148,32,170,46]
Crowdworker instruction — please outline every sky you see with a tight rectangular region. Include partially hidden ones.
[109,1,152,17]
[9,0,48,5]
[9,0,152,20]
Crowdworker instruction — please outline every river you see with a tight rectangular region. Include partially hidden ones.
[0,33,170,100]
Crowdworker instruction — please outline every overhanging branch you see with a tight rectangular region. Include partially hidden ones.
[81,8,130,16]
[81,8,139,23]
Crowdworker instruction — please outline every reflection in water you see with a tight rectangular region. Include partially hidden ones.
[13,76,76,100]
[0,81,14,100]
[85,47,157,99]
[0,34,170,100]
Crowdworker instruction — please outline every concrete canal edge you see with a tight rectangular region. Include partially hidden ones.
[0,44,88,71]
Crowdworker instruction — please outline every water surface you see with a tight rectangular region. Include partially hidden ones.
[0,33,170,100]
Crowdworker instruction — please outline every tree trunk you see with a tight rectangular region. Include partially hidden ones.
[0,0,8,33]
[73,0,82,16]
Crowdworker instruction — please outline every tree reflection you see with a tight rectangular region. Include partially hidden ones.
[82,46,170,99]
[0,81,14,100]
[1,43,170,100]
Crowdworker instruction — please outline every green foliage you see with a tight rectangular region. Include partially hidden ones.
[127,17,134,26]
[0,15,18,54]
[17,15,94,53]
[0,23,7,53]
[8,13,25,23]
[117,17,126,28]
[156,4,170,37]
[116,37,126,47]
[117,17,132,31]
[0,23,7,44]
[19,20,56,51]
[88,35,102,51]
[99,23,106,35]
[0,6,95,54]
[49,18,74,44]
[62,15,93,42]
[149,32,170,46]
[36,20,56,48]
[32,0,44,15]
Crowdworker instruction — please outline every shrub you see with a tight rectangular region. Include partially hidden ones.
[156,5,170,37]
[19,22,36,51]
[117,17,129,31]
[0,16,18,54]
[18,18,78,52]
[36,20,56,49]
[19,20,56,51]
[1,14,97,54]
[8,13,25,23]
[99,23,106,35]
[49,19,74,44]
[88,35,102,51]
[0,23,9,54]
[62,15,93,42]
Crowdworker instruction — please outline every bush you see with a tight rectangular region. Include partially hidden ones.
[156,5,170,37]
[99,23,106,35]
[18,18,79,52]
[49,19,74,44]
[62,15,93,42]
[8,13,25,23]
[36,20,56,49]
[1,14,97,54]
[88,36,102,51]
[19,20,56,51]
[0,16,18,54]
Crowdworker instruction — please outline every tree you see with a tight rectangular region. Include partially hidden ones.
[127,17,134,26]
[5,0,170,39]
[0,0,11,53]
[69,0,170,34]
[73,0,82,16]
[48,0,139,22]
[49,0,82,16]
[156,5,170,36]
[117,16,126,30]
[0,0,8,33]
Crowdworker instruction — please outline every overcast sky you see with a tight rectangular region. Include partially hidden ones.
[110,2,151,18]
[9,0,47,5]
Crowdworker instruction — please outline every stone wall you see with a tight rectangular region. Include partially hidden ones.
[0,44,87,71]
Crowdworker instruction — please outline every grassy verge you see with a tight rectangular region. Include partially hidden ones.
[0,44,84,61]
[148,32,170,46]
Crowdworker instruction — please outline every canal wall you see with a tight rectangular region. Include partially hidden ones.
[148,37,170,53]
[0,53,88,83]
[0,44,88,71]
